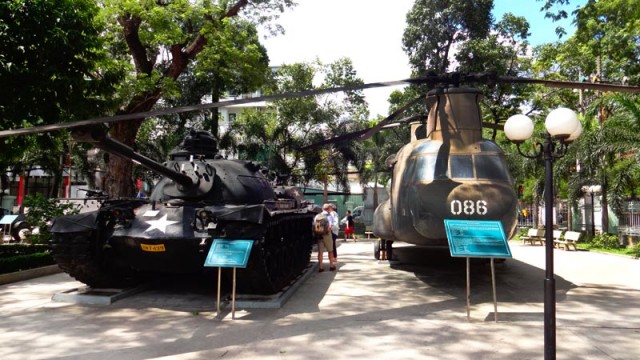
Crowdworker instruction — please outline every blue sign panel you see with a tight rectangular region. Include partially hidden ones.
[444,220,512,258]
[204,239,254,268]
[0,215,19,225]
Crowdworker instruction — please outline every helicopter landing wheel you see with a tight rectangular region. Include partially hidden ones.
[385,240,393,261]
[374,239,392,261]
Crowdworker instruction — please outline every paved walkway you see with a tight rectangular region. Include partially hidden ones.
[0,240,638,359]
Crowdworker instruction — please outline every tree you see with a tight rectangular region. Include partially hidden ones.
[0,0,121,199]
[97,0,293,197]
[527,0,640,233]
[402,0,493,75]
[568,110,640,233]
[573,0,640,85]
[228,59,368,202]
[455,13,535,139]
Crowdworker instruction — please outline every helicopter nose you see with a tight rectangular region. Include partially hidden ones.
[411,180,517,240]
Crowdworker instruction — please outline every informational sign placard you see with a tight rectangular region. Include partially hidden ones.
[444,219,512,258]
[0,215,19,225]
[204,239,253,268]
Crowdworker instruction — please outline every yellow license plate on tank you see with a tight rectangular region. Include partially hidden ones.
[140,243,166,252]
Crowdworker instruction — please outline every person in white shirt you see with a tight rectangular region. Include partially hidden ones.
[329,204,340,261]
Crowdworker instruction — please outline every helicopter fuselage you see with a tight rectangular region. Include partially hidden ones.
[372,87,518,248]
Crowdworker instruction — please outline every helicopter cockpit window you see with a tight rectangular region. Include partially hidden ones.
[450,155,474,179]
[414,155,439,181]
[407,154,447,181]
[475,155,510,181]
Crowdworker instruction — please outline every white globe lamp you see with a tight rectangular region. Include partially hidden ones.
[545,108,580,140]
[504,114,534,144]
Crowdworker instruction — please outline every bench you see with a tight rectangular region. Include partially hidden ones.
[553,230,564,244]
[554,230,581,251]
[521,228,544,245]
[365,231,375,240]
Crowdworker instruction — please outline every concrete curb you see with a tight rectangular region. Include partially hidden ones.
[0,265,62,285]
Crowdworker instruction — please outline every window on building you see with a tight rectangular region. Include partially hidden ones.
[229,113,236,122]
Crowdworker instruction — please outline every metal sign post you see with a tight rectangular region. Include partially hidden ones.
[204,239,254,320]
[444,220,511,322]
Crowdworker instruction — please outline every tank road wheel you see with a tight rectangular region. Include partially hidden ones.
[237,214,313,294]
[50,231,138,288]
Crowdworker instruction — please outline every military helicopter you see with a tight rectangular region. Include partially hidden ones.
[0,72,638,290]
[300,73,640,260]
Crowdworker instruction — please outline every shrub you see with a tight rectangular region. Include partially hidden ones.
[0,252,55,274]
[590,233,620,249]
[630,243,640,258]
[23,194,79,244]
[0,244,50,257]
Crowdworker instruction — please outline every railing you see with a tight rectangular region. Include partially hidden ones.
[619,201,640,235]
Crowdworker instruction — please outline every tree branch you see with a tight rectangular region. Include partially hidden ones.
[175,0,249,78]
[225,0,249,18]
[119,14,153,75]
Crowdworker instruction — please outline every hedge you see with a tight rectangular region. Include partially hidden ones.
[0,252,55,274]
[0,244,51,257]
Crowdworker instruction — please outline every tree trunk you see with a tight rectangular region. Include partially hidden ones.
[601,182,609,233]
[103,120,144,198]
[51,152,65,198]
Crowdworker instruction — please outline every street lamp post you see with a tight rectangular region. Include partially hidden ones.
[505,108,582,360]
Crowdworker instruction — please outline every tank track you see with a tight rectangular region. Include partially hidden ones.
[235,213,314,294]
[51,213,313,293]
[50,230,139,288]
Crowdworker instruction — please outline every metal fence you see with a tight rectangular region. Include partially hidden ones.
[619,201,640,236]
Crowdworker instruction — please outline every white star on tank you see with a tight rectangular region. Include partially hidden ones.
[145,215,179,233]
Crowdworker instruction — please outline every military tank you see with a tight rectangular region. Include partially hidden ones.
[49,127,315,294]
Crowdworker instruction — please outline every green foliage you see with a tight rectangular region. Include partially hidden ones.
[23,194,79,243]
[0,252,55,274]
[0,244,50,257]
[516,227,530,239]
[574,0,640,84]
[403,0,493,74]
[229,59,367,192]
[589,232,620,249]
[94,0,294,197]
[630,243,640,258]
[0,0,121,183]
[511,0,640,232]
[0,0,120,126]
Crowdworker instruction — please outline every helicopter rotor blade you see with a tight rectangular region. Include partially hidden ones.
[299,114,426,151]
[0,78,420,138]
[495,75,640,93]
[1,72,638,139]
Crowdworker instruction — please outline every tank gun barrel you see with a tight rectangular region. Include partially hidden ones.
[72,127,195,189]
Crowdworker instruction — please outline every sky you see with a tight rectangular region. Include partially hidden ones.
[258,0,587,118]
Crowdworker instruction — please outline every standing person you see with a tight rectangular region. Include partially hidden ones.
[313,207,336,272]
[328,204,340,261]
[342,210,358,242]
